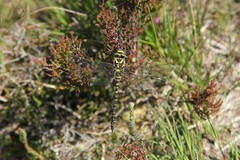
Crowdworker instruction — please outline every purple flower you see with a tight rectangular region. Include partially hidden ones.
[155,17,160,25]
[182,10,187,17]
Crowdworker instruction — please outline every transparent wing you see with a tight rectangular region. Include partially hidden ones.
[73,56,115,87]
[125,62,172,83]
[73,56,173,88]
[121,61,173,94]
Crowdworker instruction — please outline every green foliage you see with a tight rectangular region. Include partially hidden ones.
[38,0,103,48]
[0,0,25,28]
[0,52,3,65]
[140,1,210,89]
[152,108,203,159]
[17,128,45,160]
[128,103,139,141]
[230,145,240,160]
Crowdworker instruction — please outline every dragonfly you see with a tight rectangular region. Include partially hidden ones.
[72,49,173,132]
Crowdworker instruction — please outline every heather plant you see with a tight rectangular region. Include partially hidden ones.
[115,141,148,160]
[97,0,162,60]
[33,33,93,91]
[187,77,223,120]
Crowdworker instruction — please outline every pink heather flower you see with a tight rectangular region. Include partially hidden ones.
[182,10,187,17]
[155,17,160,25]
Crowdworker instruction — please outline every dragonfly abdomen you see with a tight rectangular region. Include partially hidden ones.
[111,50,126,132]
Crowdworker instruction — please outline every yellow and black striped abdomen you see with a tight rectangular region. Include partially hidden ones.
[111,50,126,132]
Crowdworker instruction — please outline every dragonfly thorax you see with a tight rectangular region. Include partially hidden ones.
[114,50,126,69]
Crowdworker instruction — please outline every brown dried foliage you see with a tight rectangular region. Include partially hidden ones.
[115,142,148,160]
[187,77,223,119]
[33,33,93,91]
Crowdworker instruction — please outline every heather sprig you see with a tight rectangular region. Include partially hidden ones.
[33,33,93,91]
[187,77,223,119]
[97,0,161,59]
[116,141,148,160]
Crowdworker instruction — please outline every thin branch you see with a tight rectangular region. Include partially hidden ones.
[31,7,87,17]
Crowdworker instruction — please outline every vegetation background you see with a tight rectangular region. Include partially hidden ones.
[0,0,239,159]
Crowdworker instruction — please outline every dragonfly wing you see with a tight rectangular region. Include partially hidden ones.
[74,56,115,87]
[123,62,173,87]
[90,60,115,87]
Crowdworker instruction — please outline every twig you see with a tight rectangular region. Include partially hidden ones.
[50,102,81,120]
[31,7,87,17]
[0,123,19,136]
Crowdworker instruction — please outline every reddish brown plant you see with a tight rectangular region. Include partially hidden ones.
[187,77,223,119]
[33,33,93,91]
[97,0,161,59]
[115,142,148,160]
